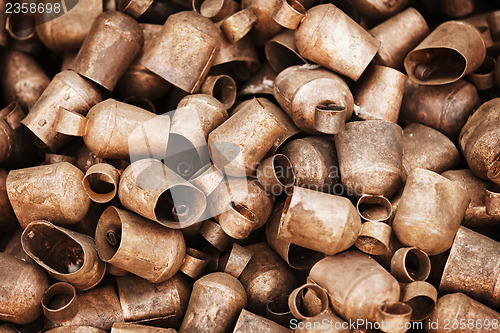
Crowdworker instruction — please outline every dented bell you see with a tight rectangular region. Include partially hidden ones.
[0,252,49,325]
[95,206,186,283]
[179,272,247,333]
[70,11,144,91]
[393,168,470,255]
[274,65,353,134]
[22,220,106,291]
[6,162,90,228]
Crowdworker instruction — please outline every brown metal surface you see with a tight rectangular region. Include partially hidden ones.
[393,169,470,255]
[400,281,437,321]
[234,309,291,333]
[274,65,353,134]
[46,326,106,333]
[180,248,210,279]
[111,323,176,332]
[201,75,236,109]
[21,221,106,290]
[7,162,90,228]
[116,273,190,327]
[350,0,410,26]
[71,11,144,91]
[118,0,155,18]
[218,243,253,278]
[256,154,295,195]
[0,0,7,47]
[179,272,247,333]
[293,310,351,333]
[390,247,431,283]
[466,56,496,91]
[238,64,276,98]
[96,206,186,283]
[295,4,380,81]
[82,163,120,203]
[220,8,257,43]
[441,0,474,18]
[439,226,500,307]
[355,221,392,256]
[272,0,305,30]
[199,219,232,251]
[264,30,307,73]
[0,253,49,325]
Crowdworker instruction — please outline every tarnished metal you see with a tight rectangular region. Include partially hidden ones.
[293,310,351,333]
[22,221,106,290]
[218,243,253,278]
[0,102,24,165]
[70,11,143,91]
[279,186,362,255]
[0,252,49,325]
[400,281,437,321]
[0,50,50,110]
[0,0,7,47]
[118,159,207,229]
[486,184,500,216]
[35,0,102,52]
[240,242,297,315]
[220,8,257,43]
[355,221,392,256]
[272,0,306,30]
[208,98,286,176]
[335,120,403,200]
[349,0,410,26]
[116,273,190,327]
[441,0,474,18]
[265,295,295,327]
[439,226,500,307]
[179,272,247,333]
[353,65,407,123]
[7,162,90,228]
[390,247,431,282]
[199,219,232,251]
[294,4,380,81]
[115,24,170,101]
[240,0,282,45]
[425,293,500,333]
[288,284,329,321]
[95,206,186,283]
[459,98,500,184]
[280,136,339,194]
[209,177,273,239]
[442,169,500,227]
[376,302,412,333]
[256,154,295,195]
[140,11,221,93]
[238,64,276,98]
[404,21,486,85]
[76,145,105,173]
[370,8,429,70]
[466,56,496,91]
[111,323,176,332]
[402,123,460,180]
[82,163,120,203]
[400,79,479,140]
[3,229,34,264]
[274,65,353,134]
[118,0,155,18]
[265,30,307,73]
[212,34,259,73]
[234,309,291,333]
[5,12,41,54]
[45,327,106,333]
[199,0,238,21]
[309,250,402,323]
[201,75,236,109]
[42,283,123,331]
[393,169,470,255]
[21,70,103,151]
[179,248,210,279]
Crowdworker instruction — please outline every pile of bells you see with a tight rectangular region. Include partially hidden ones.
[0,0,500,332]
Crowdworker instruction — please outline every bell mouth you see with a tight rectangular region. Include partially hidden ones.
[406,48,466,85]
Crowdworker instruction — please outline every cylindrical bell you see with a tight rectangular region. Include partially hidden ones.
[21,221,106,291]
[42,283,123,331]
[0,50,50,110]
[400,79,479,140]
[459,98,500,184]
[264,29,307,73]
[117,0,154,18]
[234,309,291,333]
[439,226,500,307]
[400,281,437,322]
[21,70,103,151]
[294,4,380,81]
[209,177,273,239]
[6,162,90,229]
[118,159,207,228]
[280,136,339,194]
[279,186,362,255]
[212,34,259,76]
[208,97,287,176]
[35,0,102,52]
[171,94,228,167]
[115,24,170,101]
[402,123,460,180]
[240,242,297,315]
[0,252,49,325]
[218,243,253,278]
[116,273,190,327]
[441,0,474,18]
[443,169,500,227]
[240,0,282,45]
[425,293,500,333]
[349,0,410,26]
[390,247,431,283]
[370,8,429,70]
[179,272,247,333]
[140,11,221,93]
[199,219,232,252]
[70,11,144,91]
[274,65,354,134]
[266,201,324,270]
[46,327,106,333]
[334,120,403,199]
[353,65,407,122]
[392,168,470,255]
[220,8,257,43]
[112,323,176,332]
[95,206,186,283]
[309,250,403,323]
[355,221,392,256]
[404,21,486,85]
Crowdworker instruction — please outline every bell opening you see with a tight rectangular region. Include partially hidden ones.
[231,202,259,224]
[410,49,466,83]
[273,154,295,187]
[356,195,392,222]
[87,173,116,195]
[380,302,412,316]
[155,185,201,226]
[356,235,387,256]
[405,295,435,321]
[265,39,307,73]
[96,208,123,261]
[164,134,203,179]
[6,13,36,40]
[267,294,291,316]
[210,76,236,108]
[404,249,430,281]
